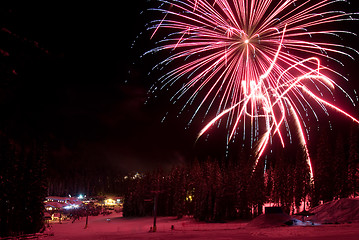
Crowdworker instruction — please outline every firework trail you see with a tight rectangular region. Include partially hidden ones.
[144,0,359,179]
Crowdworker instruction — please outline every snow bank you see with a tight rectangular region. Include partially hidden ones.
[308,198,359,224]
[246,212,294,228]
[248,198,359,227]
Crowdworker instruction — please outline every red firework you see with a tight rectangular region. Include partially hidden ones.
[146,0,359,179]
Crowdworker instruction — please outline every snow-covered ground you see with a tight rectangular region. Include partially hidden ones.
[46,212,359,240]
[307,198,359,224]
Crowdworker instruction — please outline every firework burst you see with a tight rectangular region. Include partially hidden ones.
[144,0,359,179]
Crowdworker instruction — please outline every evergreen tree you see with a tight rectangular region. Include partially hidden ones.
[312,127,334,205]
[221,161,238,219]
[172,167,187,219]
[294,147,311,211]
[22,140,47,234]
[189,159,203,218]
[247,159,265,217]
[264,165,274,205]
[0,135,47,237]
[274,150,295,214]
[163,169,175,216]
[123,173,148,217]
[348,124,359,197]
[0,134,14,237]
[236,159,251,219]
[333,133,348,198]
[212,160,225,221]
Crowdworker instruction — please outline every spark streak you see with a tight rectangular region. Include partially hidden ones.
[146,0,359,179]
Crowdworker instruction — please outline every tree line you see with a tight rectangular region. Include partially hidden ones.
[0,133,47,237]
[123,124,359,221]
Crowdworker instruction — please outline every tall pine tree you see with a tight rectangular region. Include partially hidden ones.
[0,135,47,237]
[312,127,334,205]
[348,124,359,197]
[333,133,348,198]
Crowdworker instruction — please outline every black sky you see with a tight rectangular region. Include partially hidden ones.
[1,1,197,173]
[1,1,359,173]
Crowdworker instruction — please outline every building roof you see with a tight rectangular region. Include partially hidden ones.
[45,202,66,209]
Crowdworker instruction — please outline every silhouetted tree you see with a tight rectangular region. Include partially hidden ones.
[348,124,359,197]
[294,146,311,211]
[172,167,187,218]
[0,135,47,237]
[312,127,334,205]
[247,159,265,217]
[333,133,349,198]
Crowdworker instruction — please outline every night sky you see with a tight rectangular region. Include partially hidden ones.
[1,1,359,174]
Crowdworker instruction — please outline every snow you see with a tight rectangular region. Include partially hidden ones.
[46,211,359,239]
[246,212,293,228]
[307,198,359,224]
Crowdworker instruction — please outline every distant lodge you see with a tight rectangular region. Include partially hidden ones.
[44,195,123,221]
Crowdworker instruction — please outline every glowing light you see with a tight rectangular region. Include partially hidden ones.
[147,0,359,179]
[64,204,80,210]
[104,198,116,206]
